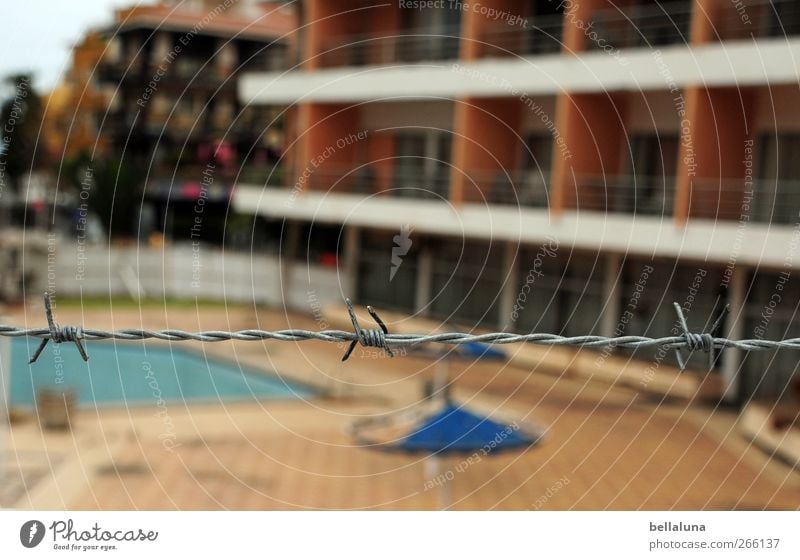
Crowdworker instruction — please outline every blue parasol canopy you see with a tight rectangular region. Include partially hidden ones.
[356,402,540,456]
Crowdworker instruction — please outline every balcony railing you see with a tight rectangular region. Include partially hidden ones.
[317,26,461,68]
[691,179,800,225]
[462,169,551,207]
[589,1,692,50]
[715,0,800,41]
[286,166,451,200]
[574,175,676,216]
[480,14,564,58]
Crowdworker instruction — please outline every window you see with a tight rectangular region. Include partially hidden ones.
[755,134,800,224]
[740,271,800,402]
[357,230,418,312]
[430,240,503,327]
[394,131,452,199]
[514,249,604,336]
[622,134,678,215]
[399,3,462,62]
[618,259,726,370]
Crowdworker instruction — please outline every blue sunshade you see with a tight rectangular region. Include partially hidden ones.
[395,404,539,455]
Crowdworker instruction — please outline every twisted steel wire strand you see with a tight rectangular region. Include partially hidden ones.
[3,322,800,351]
[5,295,799,364]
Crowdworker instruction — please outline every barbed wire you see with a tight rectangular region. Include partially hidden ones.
[1,294,798,370]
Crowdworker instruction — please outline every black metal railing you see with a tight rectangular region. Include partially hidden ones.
[574,175,677,216]
[461,169,551,207]
[589,0,693,50]
[283,166,451,200]
[317,25,461,68]
[480,13,564,57]
[691,179,800,225]
[715,0,800,41]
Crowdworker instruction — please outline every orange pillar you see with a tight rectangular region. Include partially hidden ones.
[450,98,523,205]
[674,87,757,223]
[550,93,628,214]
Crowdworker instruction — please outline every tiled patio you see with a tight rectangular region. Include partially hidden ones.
[3,303,800,510]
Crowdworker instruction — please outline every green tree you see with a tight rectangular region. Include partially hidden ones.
[0,73,44,191]
[63,152,144,238]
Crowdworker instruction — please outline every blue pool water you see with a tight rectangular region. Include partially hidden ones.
[9,338,313,407]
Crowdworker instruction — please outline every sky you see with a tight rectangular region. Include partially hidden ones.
[0,0,157,93]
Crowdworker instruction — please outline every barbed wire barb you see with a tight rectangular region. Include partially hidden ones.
[342,298,393,361]
[672,302,730,371]
[28,292,88,364]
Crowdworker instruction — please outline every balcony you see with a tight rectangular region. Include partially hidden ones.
[463,169,551,207]
[480,14,563,58]
[98,60,232,89]
[289,165,450,201]
[317,25,461,68]
[589,1,692,50]
[574,175,676,216]
[691,179,800,225]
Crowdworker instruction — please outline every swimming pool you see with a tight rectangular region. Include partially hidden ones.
[8,338,313,407]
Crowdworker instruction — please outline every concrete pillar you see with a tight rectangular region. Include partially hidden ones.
[722,266,747,403]
[281,220,300,310]
[499,241,519,329]
[342,226,360,298]
[600,253,622,337]
[415,247,433,314]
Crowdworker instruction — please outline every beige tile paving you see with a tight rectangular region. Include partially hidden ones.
[3,303,800,510]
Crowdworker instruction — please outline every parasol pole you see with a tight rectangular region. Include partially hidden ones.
[428,354,452,509]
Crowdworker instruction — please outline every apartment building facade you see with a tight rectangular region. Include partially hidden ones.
[95,0,295,241]
[236,0,800,406]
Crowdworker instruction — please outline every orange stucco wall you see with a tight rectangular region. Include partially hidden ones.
[550,93,629,212]
[451,97,523,204]
[675,87,757,221]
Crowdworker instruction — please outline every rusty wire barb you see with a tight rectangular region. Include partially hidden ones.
[2,293,800,370]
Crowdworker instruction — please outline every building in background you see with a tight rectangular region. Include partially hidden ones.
[235,0,800,408]
[46,0,296,243]
[43,31,110,160]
